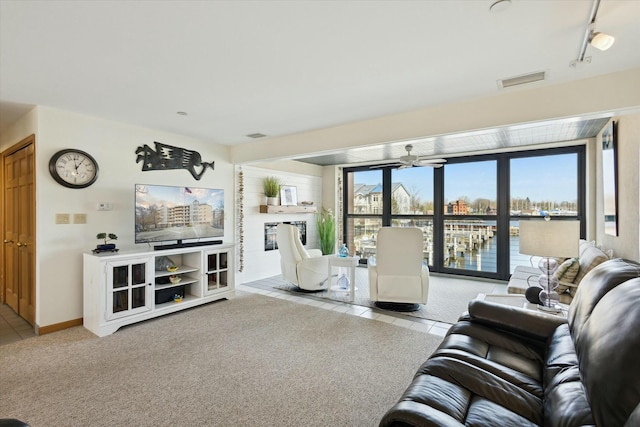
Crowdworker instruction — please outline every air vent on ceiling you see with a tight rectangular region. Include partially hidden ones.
[246,133,267,139]
[497,71,547,89]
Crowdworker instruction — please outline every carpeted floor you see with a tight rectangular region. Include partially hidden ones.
[0,291,443,427]
[270,268,503,324]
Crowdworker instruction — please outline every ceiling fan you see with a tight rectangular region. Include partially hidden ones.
[370,144,446,169]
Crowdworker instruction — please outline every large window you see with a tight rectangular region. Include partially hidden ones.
[343,146,584,280]
[345,170,383,260]
[509,152,581,272]
[443,160,498,273]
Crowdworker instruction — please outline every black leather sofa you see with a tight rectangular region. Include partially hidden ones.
[380,258,640,427]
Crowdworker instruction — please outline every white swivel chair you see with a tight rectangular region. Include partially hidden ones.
[368,227,429,311]
[276,223,330,291]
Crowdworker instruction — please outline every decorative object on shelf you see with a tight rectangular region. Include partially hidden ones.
[280,185,297,206]
[93,233,118,253]
[155,255,174,271]
[338,243,349,258]
[49,149,99,188]
[263,176,280,205]
[259,205,317,214]
[166,265,178,272]
[173,294,183,303]
[519,217,580,312]
[300,201,314,206]
[169,275,181,284]
[135,141,214,180]
[336,273,350,290]
[317,208,335,255]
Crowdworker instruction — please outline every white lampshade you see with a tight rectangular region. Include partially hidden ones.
[519,220,580,258]
[590,32,615,51]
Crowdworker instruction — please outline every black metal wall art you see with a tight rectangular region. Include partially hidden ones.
[135,141,215,180]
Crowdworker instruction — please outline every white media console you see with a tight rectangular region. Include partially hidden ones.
[83,243,235,337]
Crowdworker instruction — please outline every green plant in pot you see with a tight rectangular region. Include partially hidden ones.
[96,233,118,251]
[263,176,281,205]
[316,208,336,255]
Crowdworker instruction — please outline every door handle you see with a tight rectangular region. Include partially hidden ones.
[16,242,28,247]
[3,239,13,244]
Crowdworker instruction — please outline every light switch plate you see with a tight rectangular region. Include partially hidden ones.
[55,213,70,224]
[74,213,87,224]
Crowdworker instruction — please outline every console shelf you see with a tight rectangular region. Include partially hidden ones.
[259,205,317,214]
[83,243,235,337]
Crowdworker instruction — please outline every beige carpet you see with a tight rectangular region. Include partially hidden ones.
[0,291,443,427]
[272,269,500,324]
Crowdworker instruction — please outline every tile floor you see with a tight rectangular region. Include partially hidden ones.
[0,304,36,346]
[0,273,507,345]
[239,275,459,338]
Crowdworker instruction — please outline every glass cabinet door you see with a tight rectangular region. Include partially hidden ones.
[106,257,152,320]
[205,250,231,294]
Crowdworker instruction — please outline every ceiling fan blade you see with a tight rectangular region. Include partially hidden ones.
[369,162,401,169]
[416,158,447,164]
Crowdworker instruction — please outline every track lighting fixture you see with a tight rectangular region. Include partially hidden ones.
[571,0,615,67]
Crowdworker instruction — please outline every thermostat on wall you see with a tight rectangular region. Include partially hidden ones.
[97,202,113,211]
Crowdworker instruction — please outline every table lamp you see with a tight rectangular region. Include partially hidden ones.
[519,218,580,312]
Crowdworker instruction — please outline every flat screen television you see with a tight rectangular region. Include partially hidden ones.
[135,184,224,249]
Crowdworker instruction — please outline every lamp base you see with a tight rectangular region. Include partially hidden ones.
[537,304,562,314]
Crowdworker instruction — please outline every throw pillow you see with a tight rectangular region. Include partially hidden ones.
[554,258,580,283]
[555,258,579,295]
[574,245,610,284]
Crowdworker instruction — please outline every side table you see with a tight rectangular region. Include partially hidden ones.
[327,256,360,302]
[476,293,568,318]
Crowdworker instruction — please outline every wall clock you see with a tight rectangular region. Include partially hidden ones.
[49,149,99,188]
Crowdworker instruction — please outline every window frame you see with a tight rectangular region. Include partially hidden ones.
[342,145,585,280]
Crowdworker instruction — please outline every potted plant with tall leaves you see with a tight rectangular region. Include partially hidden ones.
[316,208,336,255]
[263,176,281,206]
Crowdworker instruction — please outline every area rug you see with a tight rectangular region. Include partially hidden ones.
[272,269,500,324]
[0,292,442,427]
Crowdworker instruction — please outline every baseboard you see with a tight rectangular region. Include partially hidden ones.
[36,318,83,335]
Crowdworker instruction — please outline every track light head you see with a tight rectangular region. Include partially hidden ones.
[590,31,615,51]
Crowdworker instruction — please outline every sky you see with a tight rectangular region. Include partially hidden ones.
[353,153,578,203]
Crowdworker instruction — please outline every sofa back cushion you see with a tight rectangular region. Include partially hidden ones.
[568,258,640,338]
[574,278,640,426]
[568,259,640,427]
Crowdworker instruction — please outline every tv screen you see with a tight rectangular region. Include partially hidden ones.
[135,184,224,245]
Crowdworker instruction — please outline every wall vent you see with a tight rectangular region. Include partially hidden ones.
[497,71,546,89]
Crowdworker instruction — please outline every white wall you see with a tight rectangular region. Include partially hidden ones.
[0,106,37,150]
[3,106,233,328]
[236,164,323,284]
[230,68,640,164]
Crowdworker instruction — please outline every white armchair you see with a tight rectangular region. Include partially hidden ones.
[276,224,330,291]
[368,227,429,310]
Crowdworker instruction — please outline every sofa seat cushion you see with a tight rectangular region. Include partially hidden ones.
[544,366,595,427]
[544,324,578,385]
[433,321,544,392]
[381,355,542,426]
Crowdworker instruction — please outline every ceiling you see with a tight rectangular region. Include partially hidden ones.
[1,1,639,165]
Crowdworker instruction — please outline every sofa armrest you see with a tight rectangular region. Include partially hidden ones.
[466,299,567,342]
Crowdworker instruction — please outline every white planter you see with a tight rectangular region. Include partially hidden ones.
[266,197,278,206]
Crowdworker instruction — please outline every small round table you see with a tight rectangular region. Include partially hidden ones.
[327,256,360,302]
